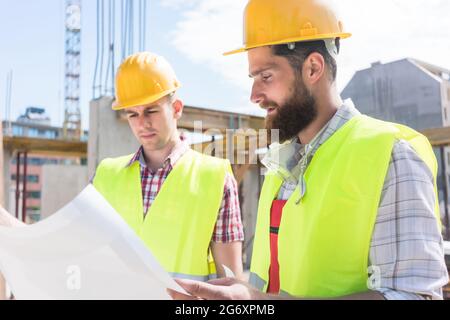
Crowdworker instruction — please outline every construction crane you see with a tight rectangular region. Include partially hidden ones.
[63,0,82,140]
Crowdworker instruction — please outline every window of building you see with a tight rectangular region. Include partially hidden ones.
[29,158,43,165]
[26,207,41,223]
[11,174,39,183]
[36,129,57,139]
[26,191,41,199]
[12,157,73,166]
[12,125,23,136]
[28,128,39,137]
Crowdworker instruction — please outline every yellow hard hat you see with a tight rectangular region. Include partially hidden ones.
[112,52,181,110]
[224,0,351,56]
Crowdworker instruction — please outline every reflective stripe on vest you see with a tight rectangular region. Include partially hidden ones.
[250,115,440,298]
[170,272,215,282]
[93,149,231,280]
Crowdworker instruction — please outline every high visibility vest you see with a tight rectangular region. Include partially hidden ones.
[250,115,440,298]
[93,149,231,281]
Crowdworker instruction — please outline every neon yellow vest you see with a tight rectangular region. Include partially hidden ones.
[250,115,440,298]
[93,149,231,281]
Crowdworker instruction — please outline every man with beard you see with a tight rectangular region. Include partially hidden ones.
[169,0,449,300]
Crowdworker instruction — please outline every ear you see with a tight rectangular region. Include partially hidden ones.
[172,99,184,120]
[302,52,325,86]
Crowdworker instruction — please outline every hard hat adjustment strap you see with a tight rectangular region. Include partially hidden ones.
[324,39,338,59]
[286,39,338,59]
[287,43,296,50]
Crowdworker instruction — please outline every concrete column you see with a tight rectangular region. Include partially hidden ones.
[41,165,88,219]
[88,96,139,179]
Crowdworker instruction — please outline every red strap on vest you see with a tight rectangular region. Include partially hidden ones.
[267,200,287,294]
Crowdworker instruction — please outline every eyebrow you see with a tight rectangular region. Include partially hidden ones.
[125,106,159,114]
[248,63,277,78]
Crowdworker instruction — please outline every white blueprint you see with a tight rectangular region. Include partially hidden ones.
[0,184,187,300]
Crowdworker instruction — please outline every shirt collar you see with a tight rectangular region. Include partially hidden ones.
[126,134,190,170]
[261,99,361,184]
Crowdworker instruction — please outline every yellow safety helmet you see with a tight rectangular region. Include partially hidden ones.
[224,0,351,56]
[112,52,181,110]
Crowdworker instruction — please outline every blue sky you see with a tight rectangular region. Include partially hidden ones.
[0,0,252,129]
[1,0,449,129]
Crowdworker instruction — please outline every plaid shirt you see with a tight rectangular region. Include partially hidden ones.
[126,137,244,243]
[262,100,449,300]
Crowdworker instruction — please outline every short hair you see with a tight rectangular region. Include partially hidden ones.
[271,39,340,82]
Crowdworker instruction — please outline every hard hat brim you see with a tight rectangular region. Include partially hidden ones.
[112,87,180,111]
[223,33,352,56]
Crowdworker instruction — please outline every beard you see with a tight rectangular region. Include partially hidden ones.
[264,77,317,143]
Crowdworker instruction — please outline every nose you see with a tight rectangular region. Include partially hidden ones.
[136,114,145,126]
[135,113,151,129]
[250,81,264,105]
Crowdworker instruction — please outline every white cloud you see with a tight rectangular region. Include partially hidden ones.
[172,0,249,86]
[168,0,450,109]
[167,0,256,113]
[337,0,450,89]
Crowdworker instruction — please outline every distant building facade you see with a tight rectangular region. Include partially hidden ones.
[2,107,88,222]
